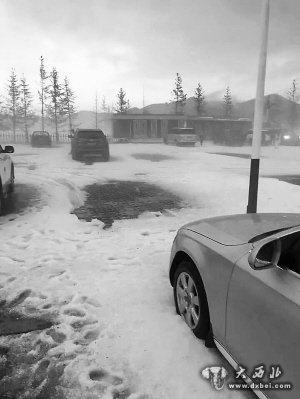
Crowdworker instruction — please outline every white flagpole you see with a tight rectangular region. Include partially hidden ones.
[247,0,270,213]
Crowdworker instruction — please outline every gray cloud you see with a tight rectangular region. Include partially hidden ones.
[1,0,300,108]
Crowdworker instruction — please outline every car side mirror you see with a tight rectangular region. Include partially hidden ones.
[248,239,281,270]
[4,145,14,153]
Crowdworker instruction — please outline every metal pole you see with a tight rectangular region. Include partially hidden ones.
[247,0,270,214]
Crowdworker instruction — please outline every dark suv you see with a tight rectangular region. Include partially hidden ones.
[69,129,110,161]
[31,131,52,147]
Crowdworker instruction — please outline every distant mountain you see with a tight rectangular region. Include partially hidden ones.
[127,93,300,129]
[3,94,300,137]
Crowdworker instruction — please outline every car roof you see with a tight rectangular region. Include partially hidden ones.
[76,129,104,132]
[171,127,194,130]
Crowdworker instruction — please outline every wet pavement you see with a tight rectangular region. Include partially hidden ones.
[131,153,174,162]
[0,311,53,336]
[267,175,300,186]
[72,180,184,228]
[3,184,42,218]
[208,152,251,159]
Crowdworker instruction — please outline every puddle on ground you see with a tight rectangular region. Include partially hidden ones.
[131,153,174,162]
[72,180,184,228]
[0,311,53,336]
[267,175,300,186]
[208,152,251,159]
[2,184,42,219]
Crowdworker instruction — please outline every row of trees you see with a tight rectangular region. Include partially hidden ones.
[113,73,233,118]
[172,72,232,117]
[6,56,76,142]
[97,88,130,116]
[115,74,299,129]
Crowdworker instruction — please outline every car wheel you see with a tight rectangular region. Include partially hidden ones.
[103,150,110,162]
[0,183,5,216]
[8,165,14,193]
[173,260,210,339]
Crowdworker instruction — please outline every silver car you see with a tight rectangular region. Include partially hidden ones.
[0,144,14,215]
[169,213,300,398]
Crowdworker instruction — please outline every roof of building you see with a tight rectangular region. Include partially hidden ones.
[112,113,252,122]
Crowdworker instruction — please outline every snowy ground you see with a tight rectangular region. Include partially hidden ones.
[1,142,300,399]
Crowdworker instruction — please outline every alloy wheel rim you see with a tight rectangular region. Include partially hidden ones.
[176,272,200,329]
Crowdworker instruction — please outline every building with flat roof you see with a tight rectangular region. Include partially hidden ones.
[111,113,252,145]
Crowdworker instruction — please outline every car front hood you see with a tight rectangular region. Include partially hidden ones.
[182,213,300,245]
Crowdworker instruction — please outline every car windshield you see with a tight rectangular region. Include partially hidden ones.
[33,131,49,136]
[77,131,104,139]
[171,129,195,135]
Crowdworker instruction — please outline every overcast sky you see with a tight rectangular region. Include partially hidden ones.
[1,0,299,110]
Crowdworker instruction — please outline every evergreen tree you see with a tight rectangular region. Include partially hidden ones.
[19,76,33,143]
[38,56,49,131]
[101,96,108,112]
[115,88,130,113]
[61,76,76,133]
[194,83,205,116]
[172,73,187,114]
[287,79,298,102]
[7,68,20,141]
[287,79,299,131]
[48,67,63,143]
[223,86,233,119]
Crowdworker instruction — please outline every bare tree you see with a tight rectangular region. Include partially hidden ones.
[115,88,130,113]
[19,75,33,143]
[287,79,299,131]
[38,56,49,131]
[223,86,233,119]
[61,76,76,133]
[172,73,187,114]
[48,67,63,143]
[194,83,205,116]
[6,68,20,141]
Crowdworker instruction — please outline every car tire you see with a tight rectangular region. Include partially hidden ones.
[8,165,14,193]
[0,183,5,216]
[103,150,110,162]
[72,150,78,160]
[173,260,210,339]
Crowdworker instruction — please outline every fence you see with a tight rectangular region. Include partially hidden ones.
[0,131,71,144]
[0,131,135,145]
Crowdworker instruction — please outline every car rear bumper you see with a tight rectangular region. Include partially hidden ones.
[75,147,109,158]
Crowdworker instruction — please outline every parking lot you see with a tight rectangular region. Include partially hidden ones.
[1,142,300,399]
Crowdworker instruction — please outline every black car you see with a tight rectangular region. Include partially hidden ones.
[69,129,110,161]
[31,131,52,147]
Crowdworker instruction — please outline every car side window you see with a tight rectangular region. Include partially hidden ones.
[278,233,300,275]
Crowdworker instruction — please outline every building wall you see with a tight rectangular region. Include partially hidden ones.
[112,116,252,144]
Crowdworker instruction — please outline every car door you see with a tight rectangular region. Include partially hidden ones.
[226,246,300,398]
[0,146,9,186]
